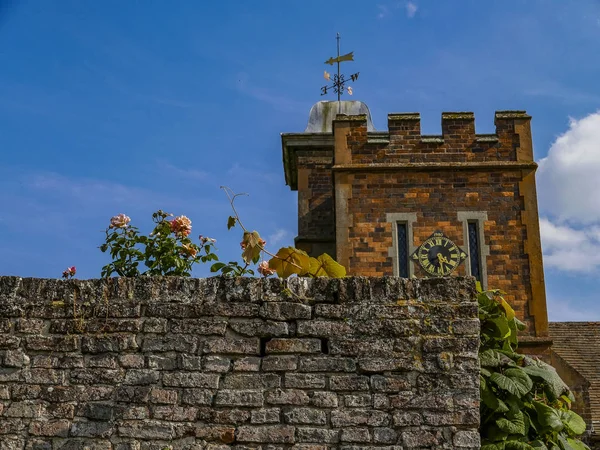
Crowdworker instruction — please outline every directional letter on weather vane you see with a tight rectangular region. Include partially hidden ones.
[321,33,360,104]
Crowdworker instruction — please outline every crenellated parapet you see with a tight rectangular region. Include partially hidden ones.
[326,110,535,168]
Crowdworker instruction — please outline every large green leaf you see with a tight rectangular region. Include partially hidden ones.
[496,410,526,435]
[481,349,515,367]
[522,357,571,402]
[530,441,548,450]
[558,410,587,435]
[505,440,535,450]
[565,438,590,450]
[482,382,509,413]
[482,444,505,450]
[308,253,346,278]
[490,368,533,397]
[483,444,506,450]
[533,401,564,432]
[485,424,510,442]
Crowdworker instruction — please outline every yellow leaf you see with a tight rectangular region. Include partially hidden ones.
[242,230,263,264]
[268,247,310,278]
[308,253,346,278]
[499,297,516,320]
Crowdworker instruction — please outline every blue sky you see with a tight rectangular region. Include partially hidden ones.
[1,0,600,321]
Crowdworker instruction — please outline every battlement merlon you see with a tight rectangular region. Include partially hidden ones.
[282,109,534,190]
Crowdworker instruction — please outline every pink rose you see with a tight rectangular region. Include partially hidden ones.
[62,266,76,279]
[258,261,276,277]
[181,244,198,258]
[170,215,192,236]
[109,214,131,229]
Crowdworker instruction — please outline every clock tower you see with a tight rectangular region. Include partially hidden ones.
[281,101,550,356]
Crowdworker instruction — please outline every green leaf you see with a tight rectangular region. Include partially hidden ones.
[490,368,533,397]
[530,441,548,450]
[481,349,515,367]
[558,410,587,435]
[496,410,526,436]
[308,253,346,278]
[533,401,564,432]
[227,216,236,229]
[514,318,527,331]
[505,441,535,450]
[565,438,590,450]
[522,357,571,402]
[490,316,512,339]
[482,444,505,450]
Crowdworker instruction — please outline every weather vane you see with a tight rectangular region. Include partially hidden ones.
[321,33,359,110]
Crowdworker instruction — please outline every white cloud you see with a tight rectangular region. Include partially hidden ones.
[405,2,418,18]
[547,295,600,322]
[538,112,600,224]
[267,229,292,247]
[377,4,389,19]
[538,111,600,273]
[540,218,600,273]
[158,160,211,183]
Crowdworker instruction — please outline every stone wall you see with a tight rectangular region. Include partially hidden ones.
[0,276,480,450]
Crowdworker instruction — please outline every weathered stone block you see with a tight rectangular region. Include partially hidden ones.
[283,408,327,425]
[260,302,312,321]
[340,428,370,443]
[203,355,232,372]
[262,355,298,372]
[229,319,289,337]
[222,373,280,389]
[118,421,174,440]
[149,387,178,404]
[265,389,310,405]
[453,430,480,447]
[214,390,264,407]
[266,339,321,354]
[330,375,370,391]
[343,394,372,407]
[70,421,114,438]
[251,407,281,424]
[170,318,228,335]
[298,356,355,372]
[232,356,261,371]
[163,373,220,388]
[330,409,390,427]
[123,369,160,385]
[284,373,326,389]
[296,427,339,444]
[181,389,214,406]
[310,391,338,408]
[204,338,260,355]
[236,425,295,443]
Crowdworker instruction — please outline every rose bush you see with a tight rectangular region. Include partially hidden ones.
[99,210,217,277]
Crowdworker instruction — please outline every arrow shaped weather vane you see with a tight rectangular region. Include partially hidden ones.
[321,33,359,112]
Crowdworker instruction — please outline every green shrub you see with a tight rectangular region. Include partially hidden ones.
[478,288,589,450]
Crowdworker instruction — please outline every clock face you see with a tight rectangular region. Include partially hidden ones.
[411,231,467,276]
